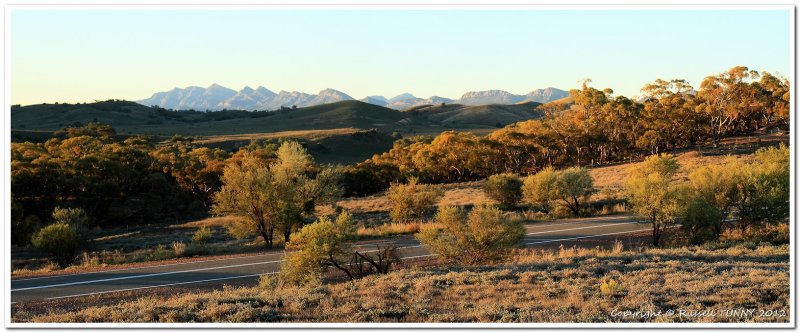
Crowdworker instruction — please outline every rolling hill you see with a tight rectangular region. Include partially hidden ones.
[402,101,544,128]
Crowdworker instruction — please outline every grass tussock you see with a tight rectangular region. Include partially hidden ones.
[16,241,788,323]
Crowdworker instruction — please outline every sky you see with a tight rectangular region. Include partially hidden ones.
[10,8,792,105]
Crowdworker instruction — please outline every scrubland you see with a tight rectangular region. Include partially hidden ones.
[13,240,788,323]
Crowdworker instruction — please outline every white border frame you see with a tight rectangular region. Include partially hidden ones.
[2,2,796,329]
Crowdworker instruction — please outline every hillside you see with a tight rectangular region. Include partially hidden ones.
[403,101,543,128]
[11,100,446,136]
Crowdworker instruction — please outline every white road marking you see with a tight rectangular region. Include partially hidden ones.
[43,273,276,301]
[11,259,285,292]
[10,251,283,283]
[40,254,441,301]
[523,216,633,230]
[525,221,640,236]
[525,228,652,245]
[11,219,648,296]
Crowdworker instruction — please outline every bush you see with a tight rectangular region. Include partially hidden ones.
[30,207,89,267]
[683,196,722,245]
[553,167,596,216]
[483,173,523,209]
[192,226,213,244]
[416,205,525,265]
[31,223,82,267]
[522,167,558,214]
[386,178,442,223]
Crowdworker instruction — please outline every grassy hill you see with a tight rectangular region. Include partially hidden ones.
[11,99,543,164]
[11,100,445,136]
[403,101,543,128]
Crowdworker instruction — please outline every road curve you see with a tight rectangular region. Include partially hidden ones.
[11,215,650,303]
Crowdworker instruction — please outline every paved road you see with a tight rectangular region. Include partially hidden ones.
[10,215,650,303]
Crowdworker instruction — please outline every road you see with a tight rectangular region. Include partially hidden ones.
[10,215,651,304]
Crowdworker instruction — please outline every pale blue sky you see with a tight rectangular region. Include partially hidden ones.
[11,9,791,105]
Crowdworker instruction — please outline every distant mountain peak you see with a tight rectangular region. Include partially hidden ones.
[137,85,566,111]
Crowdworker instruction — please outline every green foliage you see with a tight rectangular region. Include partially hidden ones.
[212,141,342,248]
[279,212,355,286]
[192,226,213,244]
[522,167,559,214]
[553,167,596,216]
[625,154,687,246]
[30,207,89,267]
[416,205,525,265]
[683,196,723,245]
[386,178,443,223]
[687,156,743,238]
[735,144,790,231]
[483,173,523,208]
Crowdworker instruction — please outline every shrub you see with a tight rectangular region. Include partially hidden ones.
[522,167,558,214]
[599,278,622,296]
[483,173,523,209]
[625,154,687,246]
[553,167,596,216]
[683,196,722,245]
[416,205,525,265]
[386,178,442,223]
[31,222,82,267]
[280,212,355,286]
[192,226,213,244]
[735,144,790,232]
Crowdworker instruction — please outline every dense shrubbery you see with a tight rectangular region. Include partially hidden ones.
[626,144,789,246]
[482,174,523,208]
[386,178,443,223]
[521,167,596,216]
[416,205,525,265]
[279,212,398,286]
[30,207,89,267]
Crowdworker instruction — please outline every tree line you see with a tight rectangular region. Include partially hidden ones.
[11,65,789,248]
[345,66,789,194]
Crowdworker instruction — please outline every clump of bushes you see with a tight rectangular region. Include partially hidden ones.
[522,167,596,216]
[482,173,523,208]
[30,207,89,267]
[416,205,525,265]
[386,178,442,223]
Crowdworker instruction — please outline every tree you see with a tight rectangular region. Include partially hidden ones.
[280,212,398,286]
[625,154,687,246]
[553,167,596,216]
[696,66,761,147]
[212,141,342,248]
[386,178,442,223]
[212,151,281,248]
[483,173,523,209]
[30,207,89,267]
[522,167,559,214]
[416,205,525,265]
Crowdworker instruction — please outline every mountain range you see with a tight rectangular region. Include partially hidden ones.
[137,84,568,111]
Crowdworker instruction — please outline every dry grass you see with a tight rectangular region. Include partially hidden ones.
[15,241,788,323]
[356,222,442,239]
